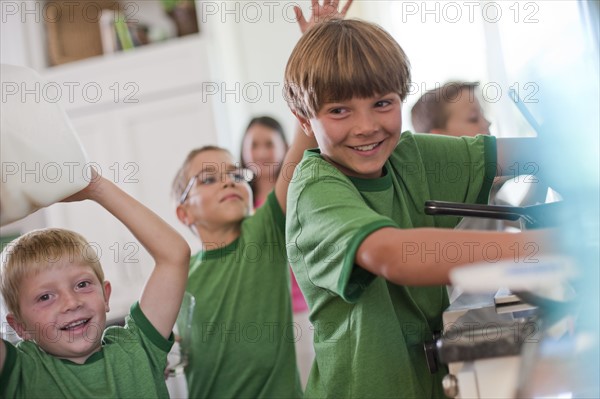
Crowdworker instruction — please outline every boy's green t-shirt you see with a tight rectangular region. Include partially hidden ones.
[1,302,173,398]
[185,192,302,399]
[287,132,496,398]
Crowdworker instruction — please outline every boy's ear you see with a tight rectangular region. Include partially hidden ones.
[103,281,112,312]
[292,111,314,137]
[6,313,31,340]
[176,204,192,227]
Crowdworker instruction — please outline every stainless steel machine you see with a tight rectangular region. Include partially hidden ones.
[422,200,579,398]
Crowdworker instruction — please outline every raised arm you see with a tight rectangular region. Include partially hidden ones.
[274,0,353,212]
[356,227,558,285]
[294,0,353,34]
[274,124,317,213]
[67,170,190,338]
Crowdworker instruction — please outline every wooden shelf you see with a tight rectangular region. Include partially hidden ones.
[45,0,199,67]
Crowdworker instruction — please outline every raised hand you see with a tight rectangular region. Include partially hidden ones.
[294,0,353,34]
[60,166,104,203]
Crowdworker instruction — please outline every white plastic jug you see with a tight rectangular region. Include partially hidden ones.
[1,64,89,226]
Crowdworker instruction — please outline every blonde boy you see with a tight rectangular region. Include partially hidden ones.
[170,3,350,397]
[171,145,306,398]
[284,19,555,397]
[0,170,190,398]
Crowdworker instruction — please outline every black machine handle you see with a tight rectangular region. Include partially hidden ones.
[425,201,525,221]
[424,200,564,229]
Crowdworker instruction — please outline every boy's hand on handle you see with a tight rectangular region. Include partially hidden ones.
[294,0,353,34]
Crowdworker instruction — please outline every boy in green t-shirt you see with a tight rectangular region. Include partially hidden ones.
[169,3,350,397]
[0,169,191,398]
[171,144,306,398]
[284,19,558,398]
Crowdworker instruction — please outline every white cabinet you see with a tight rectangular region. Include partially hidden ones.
[41,35,217,320]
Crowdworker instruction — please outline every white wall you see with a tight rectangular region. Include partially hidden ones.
[3,0,570,144]
[199,0,361,154]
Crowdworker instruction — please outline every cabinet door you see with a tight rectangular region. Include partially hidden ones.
[46,92,215,320]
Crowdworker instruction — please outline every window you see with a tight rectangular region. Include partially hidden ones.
[385,1,597,139]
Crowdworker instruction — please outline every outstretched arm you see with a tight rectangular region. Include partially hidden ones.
[66,169,190,338]
[354,137,559,285]
[356,227,558,285]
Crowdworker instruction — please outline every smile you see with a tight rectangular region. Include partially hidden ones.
[351,141,383,152]
[60,318,90,330]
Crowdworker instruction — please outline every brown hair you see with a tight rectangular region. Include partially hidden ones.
[0,228,104,320]
[284,19,411,119]
[239,116,289,195]
[239,116,289,169]
[410,81,479,133]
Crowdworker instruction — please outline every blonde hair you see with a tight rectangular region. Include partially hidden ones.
[0,228,104,320]
[284,19,411,119]
[171,146,231,202]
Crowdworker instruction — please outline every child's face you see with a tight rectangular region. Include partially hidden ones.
[242,124,287,174]
[305,93,403,179]
[179,150,252,229]
[9,261,111,364]
[440,89,491,137]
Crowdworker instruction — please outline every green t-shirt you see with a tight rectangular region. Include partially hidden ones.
[185,192,302,399]
[1,302,174,399]
[287,132,496,398]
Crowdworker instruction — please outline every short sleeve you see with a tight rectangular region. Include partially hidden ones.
[287,158,396,303]
[127,302,174,353]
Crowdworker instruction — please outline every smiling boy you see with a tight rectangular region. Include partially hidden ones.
[169,3,350,397]
[284,19,556,397]
[5,236,111,364]
[0,170,190,398]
